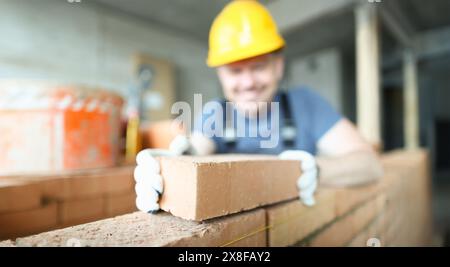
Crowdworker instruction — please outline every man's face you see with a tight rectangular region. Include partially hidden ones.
[216,53,284,117]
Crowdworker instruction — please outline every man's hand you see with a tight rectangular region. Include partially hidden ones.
[134,135,190,213]
[135,149,170,212]
[279,150,318,207]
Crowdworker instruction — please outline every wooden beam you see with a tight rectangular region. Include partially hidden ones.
[403,50,420,150]
[355,3,381,147]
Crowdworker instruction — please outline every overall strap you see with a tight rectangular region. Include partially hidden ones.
[222,91,298,151]
[280,91,297,149]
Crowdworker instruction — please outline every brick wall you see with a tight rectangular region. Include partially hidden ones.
[0,150,432,247]
[0,166,136,240]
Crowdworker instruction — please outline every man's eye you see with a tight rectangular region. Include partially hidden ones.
[253,63,266,71]
[229,68,242,75]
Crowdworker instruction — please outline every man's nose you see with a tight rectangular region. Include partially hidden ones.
[239,70,256,89]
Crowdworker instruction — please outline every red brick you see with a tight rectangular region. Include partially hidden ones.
[0,203,58,240]
[0,180,41,214]
[333,170,391,217]
[8,166,134,201]
[266,189,336,247]
[382,154,432,247]
[310,196,380,247]
[348,194,386,247]
[347,206,385,247]
[176,209,266,247]
[347,228,370,247]
[101,167,135,195]
[105,192,137,217]
[59,197,105,227]
[60,167,134,199]
[159,155,301,221]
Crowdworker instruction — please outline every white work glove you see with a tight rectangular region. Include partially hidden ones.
[279,150,318,207]
[134,135,190,213]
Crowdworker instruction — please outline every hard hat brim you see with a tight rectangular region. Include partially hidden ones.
[207,39,285,67]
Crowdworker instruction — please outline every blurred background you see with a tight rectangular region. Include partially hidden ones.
[0,0,449,245]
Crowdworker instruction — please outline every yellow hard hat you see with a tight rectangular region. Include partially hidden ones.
[207,0,285,67]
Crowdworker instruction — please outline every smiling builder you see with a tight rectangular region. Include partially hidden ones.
[134,0,383,213]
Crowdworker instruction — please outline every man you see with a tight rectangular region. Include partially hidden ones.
[134,0,383,212]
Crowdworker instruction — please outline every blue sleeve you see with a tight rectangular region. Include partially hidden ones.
[294,88,342,143]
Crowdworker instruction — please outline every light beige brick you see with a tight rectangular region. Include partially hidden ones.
[0,240,16,247]
[14,209,266,247]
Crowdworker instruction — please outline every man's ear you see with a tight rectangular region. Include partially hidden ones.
[216,67,226,87]
[274,55,285,81]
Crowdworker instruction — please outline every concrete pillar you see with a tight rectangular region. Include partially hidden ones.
[355,4,381,149]
[403,50,420,149]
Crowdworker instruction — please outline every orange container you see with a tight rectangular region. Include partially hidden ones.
[0,80,124,176]
[141,120,186,149]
